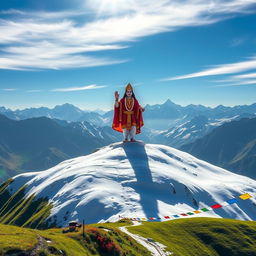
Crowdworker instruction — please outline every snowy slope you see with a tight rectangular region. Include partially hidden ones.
[8,142,256,226]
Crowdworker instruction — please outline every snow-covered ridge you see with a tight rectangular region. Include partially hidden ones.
[10,142,256,226]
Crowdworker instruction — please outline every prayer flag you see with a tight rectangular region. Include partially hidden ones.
[221,202,229,207]
[187,212,194,215]
[239,193,252,200]
[194,210,201,214]
[227,198,238,204]
[211,204,222,209]
[180,213,188,216]
[201,208,209,212]
[164,216,170,219]
[173,215,180,218]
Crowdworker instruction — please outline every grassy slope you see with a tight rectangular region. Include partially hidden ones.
[127,217,256,256]
[1,218,256,255]
[0,224,38,253]
[0,224,88,256]
[0,220,150,256]
[0,179,56,229]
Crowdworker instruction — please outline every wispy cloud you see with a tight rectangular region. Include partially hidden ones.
[230,37,247,47]
[213,79,256,87]
[162,56,256,80]
[210,72,256,87]
[233,72,256,79]
[210,72,256,83]
[51,84,107,92]
[26,89,43,92]
[0,0,256,70]
[2,88,17,91]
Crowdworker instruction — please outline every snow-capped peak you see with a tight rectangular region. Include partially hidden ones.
[10,141,256,226]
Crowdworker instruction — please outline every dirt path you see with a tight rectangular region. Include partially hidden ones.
[119,221,172,256]
[30,235,47,256]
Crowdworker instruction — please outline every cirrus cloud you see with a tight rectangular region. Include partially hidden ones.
[2,88,17,91]
[162,56,256,81]
[0,0,256,71]
[51,84,107,92]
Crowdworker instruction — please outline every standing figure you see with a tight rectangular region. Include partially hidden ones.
[112,83,144,142]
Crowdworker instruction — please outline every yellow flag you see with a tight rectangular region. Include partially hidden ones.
[239,193,252,200]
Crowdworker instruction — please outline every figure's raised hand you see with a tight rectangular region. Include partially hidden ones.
[115,91,119,100]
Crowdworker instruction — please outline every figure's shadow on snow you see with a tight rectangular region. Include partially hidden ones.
[123,142,159,219]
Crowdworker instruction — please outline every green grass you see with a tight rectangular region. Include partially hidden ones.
[1,188,256,256]
[91,218,134,229]
[0,224,89,256]
[37,228,91,256]
[0,180,55,229]
[0,224,38,254]
[0,221,151,256]
[127,217,256,256]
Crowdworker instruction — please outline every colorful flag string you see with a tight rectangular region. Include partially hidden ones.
[119,192,255,222]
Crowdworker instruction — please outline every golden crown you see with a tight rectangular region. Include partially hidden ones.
[125,83,133,91]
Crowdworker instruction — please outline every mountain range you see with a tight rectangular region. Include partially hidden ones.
[181,117,256,179]
[0,103,106,126]
[0,114,121,182]
[1,100,256,147]
[1,100,256,130]
[1,100,256,183]
[154,113,256,148]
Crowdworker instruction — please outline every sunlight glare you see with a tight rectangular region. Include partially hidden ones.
[86,0,136,16]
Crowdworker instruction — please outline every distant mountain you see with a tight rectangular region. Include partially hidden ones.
[0,114,120,182]
[0,106,8,113]
[92,108,108,115]
[181,117,256,179]
[154,115,212,148]
[0,103,108,126]
[144,99,183,119]
[154,113,255,148]
[51,103,84,121]
[144,100,256,119]
[141,100,256,130]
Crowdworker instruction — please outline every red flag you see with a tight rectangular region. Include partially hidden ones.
[211,204,222,209]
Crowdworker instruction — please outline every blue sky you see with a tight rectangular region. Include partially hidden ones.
[0,0,256,111]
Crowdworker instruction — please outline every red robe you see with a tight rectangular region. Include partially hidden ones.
[112,97,144,134]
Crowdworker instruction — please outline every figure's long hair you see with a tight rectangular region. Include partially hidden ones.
[122,91,137,100]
